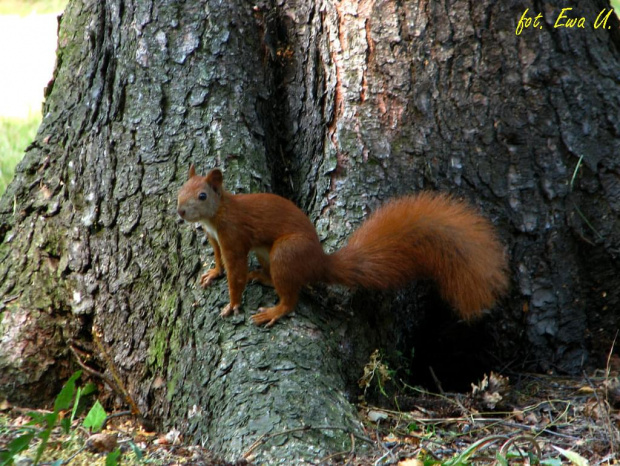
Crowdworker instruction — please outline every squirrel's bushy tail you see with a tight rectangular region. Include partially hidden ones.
[326,193,509,319]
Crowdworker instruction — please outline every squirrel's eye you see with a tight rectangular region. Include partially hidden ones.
[198,192,207,201]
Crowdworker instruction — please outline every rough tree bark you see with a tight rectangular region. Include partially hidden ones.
[0,0,618,462]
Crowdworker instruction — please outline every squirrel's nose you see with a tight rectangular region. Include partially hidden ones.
[177,208,186,218]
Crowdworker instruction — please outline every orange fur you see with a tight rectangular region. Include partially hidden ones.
[327,193,509,319]
[177,166,509,326]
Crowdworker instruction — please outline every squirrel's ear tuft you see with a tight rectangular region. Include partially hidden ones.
[207,169,223,193]
[188,164,196,179]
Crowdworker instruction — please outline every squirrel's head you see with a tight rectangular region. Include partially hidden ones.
[177,164,223,222]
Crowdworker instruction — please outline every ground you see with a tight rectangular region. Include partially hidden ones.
[1,368,618,464]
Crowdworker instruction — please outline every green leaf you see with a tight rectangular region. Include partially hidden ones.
[54,371,82,413]
[34,428,52,465]
[540,458,563,466]
[60,416,72,435]
[83,400,108,432]
[71,382,97,422]
[552,446,590,466]
[495,452,510,466]
[0,430,35,463]
[31,371,84,465]
[71,387,82,423]
[80,382,97,397]
[44,412,58,429]
[105,448,121,466]
[25,411,46,425]
[128,441,143,460]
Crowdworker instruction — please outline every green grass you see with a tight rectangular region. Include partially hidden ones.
[0,0,67,196]
[0,113,41,196]
[0,0,67,15]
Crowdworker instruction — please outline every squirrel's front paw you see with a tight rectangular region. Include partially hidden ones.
[200,268,222,288]
[220,303,240,317]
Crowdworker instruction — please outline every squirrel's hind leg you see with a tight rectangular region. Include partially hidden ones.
[248,248,273,286]
[247,270,273,286]
[252,302,296,327]
[247,252,273,286]
[251,234,319,326]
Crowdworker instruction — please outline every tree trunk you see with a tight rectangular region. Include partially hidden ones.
[1,0,619,462]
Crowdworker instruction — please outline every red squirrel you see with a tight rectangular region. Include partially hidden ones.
[177,165,509,326]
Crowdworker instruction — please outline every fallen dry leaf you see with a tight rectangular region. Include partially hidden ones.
[398,459,423,466]
[86,432,118,453]
[368,409,389,423]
